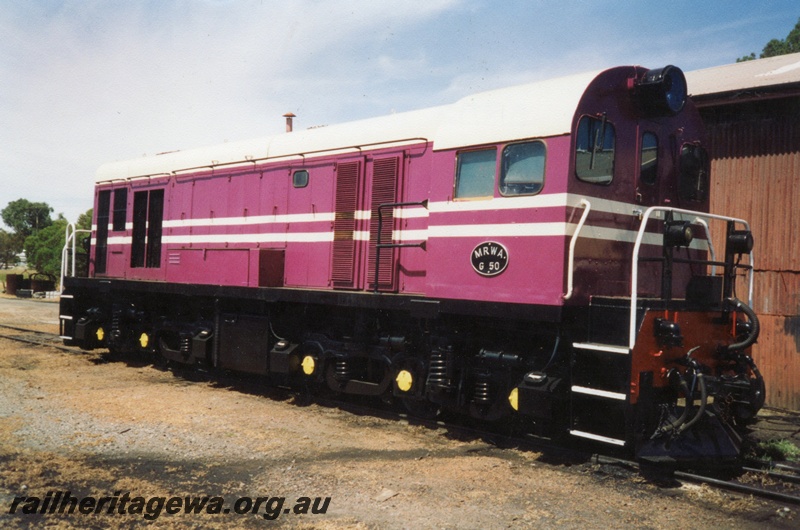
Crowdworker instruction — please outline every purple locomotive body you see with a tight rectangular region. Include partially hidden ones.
[61,66,763,470]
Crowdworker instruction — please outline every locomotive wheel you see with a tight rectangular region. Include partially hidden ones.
[402,397,441,420]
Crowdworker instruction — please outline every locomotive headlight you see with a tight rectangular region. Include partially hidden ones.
[95,327,105,343]
[664,220,694,247]
[727,229,754,255]
[635,65,687,116]
[139,332,150,349]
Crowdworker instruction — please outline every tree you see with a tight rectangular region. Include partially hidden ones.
[21,209,92,279]
[69,209,93,277]
[76,209,93,231]
[0,229,20,269]
[738,18,800,62]
[1,199,53,239]
[74,208,93,254]
[24,218,68,278]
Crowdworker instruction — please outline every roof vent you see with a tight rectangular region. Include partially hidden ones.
[283,112,296,133]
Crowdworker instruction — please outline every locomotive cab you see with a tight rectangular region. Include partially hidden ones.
[560,66,761,468]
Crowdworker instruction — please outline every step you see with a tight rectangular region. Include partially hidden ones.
[571,385,627,401]
[572,342,629,355]
[569,430,627,446]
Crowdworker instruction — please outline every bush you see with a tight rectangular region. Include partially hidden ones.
[23,219,68,278]
[758,439,800,462]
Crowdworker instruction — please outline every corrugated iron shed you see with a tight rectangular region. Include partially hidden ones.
[687,51,800,103]
[687,53,800,411]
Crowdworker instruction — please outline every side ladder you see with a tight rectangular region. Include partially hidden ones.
[569,341,631,447]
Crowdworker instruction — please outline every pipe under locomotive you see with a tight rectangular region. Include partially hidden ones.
[60,65,764,470]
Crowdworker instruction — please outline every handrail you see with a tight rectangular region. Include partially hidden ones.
[692,217,717,275]
[167,138,433,178]
[373,200,428,293]
[60,223,91,292]
[563,198,591,300]
[628,206,754,349]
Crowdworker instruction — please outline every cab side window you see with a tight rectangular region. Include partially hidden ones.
[679,144,709,202]
[500,141,545,196]
[640,132,658,186]
[575,115,615,184]
[455,148,496,199]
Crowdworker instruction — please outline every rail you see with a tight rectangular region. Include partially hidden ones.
[60,223,91,292]
[692,217,717,275]
[628,206,754,349]
[373,200,428,293]
[166,138,433,178]
[563,198,591,300]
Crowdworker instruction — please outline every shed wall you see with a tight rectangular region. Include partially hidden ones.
[702,101,800,411]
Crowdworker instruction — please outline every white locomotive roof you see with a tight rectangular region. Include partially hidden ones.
[96,69,599,183]
[433,69,597,151]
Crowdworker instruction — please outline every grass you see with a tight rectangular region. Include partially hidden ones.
[1,266,41,294]
[757,439,800,462]
[1,266,27,283]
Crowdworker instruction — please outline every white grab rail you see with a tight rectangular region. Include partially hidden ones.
[563,198,591,300]
[60,223,91,293]
[628,206,754,350]
[692,217,717,276]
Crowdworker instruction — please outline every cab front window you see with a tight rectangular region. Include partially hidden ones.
[455,148,497,199]
[575,115,615,184]
[679,144,709,202]
[500,141,546,196]
[640,132,658,186]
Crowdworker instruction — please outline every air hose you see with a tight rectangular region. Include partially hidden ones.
[725,298,760,353]
[653,353,709,439]
[651,370,692,439]
[677,364,707,434]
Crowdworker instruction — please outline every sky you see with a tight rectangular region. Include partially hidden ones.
[1,0,798,226]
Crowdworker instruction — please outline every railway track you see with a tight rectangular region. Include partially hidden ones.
[3,323,800,508]
[676,465,800,506]
[591,454,800,506]
[0,323,82,354]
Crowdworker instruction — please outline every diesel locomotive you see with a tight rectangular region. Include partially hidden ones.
[60,64,764,469]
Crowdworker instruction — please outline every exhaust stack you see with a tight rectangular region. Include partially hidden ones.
[283,112,296,133]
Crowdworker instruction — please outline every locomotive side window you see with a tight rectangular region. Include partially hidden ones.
[500,141,545,196]
[112,188,128,231]
[679,144,709,202]
[575,115,615,184]
[131,192,147,268]
[95,189,111,274]
[130,188,165,269]
[146,189,165,268]
[455,148,496,199]
[640,132,658,186]
[293,170,309,188]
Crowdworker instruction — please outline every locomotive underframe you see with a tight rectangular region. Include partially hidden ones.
[60,275,761,468]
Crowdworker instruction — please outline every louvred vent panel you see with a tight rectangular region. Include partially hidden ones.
[368,157,399,290]
[332,161,360,286]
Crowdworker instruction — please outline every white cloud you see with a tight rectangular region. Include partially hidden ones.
[0,0,463,222]
[0,0,797,224]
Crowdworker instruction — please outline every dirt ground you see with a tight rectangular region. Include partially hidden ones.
[0,297,797,529]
